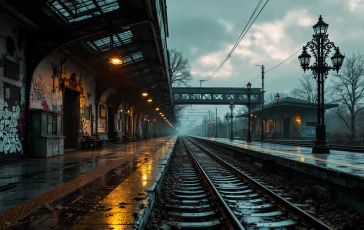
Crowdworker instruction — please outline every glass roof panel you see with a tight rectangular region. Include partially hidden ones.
[46,0,119,23]
[123,56,132,63]
[86,30,134,52]
[106,51,144,66]
[123,52,143,65]
[131,52,143,61]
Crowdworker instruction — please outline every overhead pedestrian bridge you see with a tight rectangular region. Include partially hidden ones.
[172,87,263,105]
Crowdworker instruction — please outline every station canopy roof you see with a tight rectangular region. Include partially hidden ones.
[1,0,175,122]
[237,97,338,118]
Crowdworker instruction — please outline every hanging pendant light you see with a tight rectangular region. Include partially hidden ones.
[108,29,124,65]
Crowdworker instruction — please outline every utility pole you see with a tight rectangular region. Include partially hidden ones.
[208,110,211,137]
[229,101,235,140]
[215,108,218,138]
[199,80,207,87]
[256,65,265,141]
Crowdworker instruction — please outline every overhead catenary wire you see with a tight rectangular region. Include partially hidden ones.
[250,47,303,83]
[203,0,270,82]
[228,0,264,54]
[265,48,303,73]
[204,0,266,81]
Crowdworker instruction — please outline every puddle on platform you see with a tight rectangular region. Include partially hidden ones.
[11,155,149,229]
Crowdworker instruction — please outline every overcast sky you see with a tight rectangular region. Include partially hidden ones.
[166,0,364,132]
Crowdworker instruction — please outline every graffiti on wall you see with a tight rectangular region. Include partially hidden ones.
[59,138,64,154]
[302,128,316,137]
[80,105,91,135]
[30,75,51,110]
[0,102,22,154]
[79,94,91,135]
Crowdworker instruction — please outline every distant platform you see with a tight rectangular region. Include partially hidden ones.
[193,137,364,189]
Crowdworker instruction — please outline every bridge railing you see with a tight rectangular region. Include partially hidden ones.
[172,87,262,105]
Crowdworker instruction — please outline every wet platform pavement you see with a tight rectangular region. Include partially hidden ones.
[0,137,176,229]
[71,138,176,230]
[195,137,364,180]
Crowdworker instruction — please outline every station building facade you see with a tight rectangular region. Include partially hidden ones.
[238,97,338,139]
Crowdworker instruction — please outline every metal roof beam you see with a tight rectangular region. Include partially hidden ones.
[53,0,77,18]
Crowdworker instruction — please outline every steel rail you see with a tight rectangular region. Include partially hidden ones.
[238,138,364,153]
[181,138,245,230]
[187,137,333,230]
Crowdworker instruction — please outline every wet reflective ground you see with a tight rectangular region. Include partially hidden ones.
[10,138,176,229]
[0,139,168,213]
[204,137,364,177]
[11,157,138,229]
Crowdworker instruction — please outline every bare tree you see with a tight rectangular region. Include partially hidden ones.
[290,74,317,103]
[169,49,192,87]
[236,105,248,115]
[174,104,194,126]
[331,53,364,140]
[174,105,190,115]
[265,92,282,104]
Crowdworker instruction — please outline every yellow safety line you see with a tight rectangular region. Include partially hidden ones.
[0,141,166,230]
[71,140,177,230]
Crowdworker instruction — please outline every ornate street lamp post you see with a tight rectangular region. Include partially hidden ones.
[229,101,235,140]
[225,113,230,137]
[247,82,252,143]
[208,121,211,137]
[212,120,215,138]
[275,93,280,138]
[298,15,345,154]
[215,108,218,138]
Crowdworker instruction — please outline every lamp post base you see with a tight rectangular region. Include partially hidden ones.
[312,125,330,154]
[247,132,252,142]
[260,135,264,142]
[312,144,330,154]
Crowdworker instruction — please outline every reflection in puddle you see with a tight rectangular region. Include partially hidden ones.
[10,141,173,229]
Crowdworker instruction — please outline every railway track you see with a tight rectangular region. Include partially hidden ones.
[148,138,242,229]
[149,137,333,229]
[183,137,333,229]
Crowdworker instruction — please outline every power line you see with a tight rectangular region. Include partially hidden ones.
[265,48,302,73]
[250,47,303,83]
[229,0,264,55]
[204,0,270,82]
[205,0,267,81]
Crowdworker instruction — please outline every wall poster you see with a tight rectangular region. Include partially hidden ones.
[99,104,106,118]
[85,106,90,121]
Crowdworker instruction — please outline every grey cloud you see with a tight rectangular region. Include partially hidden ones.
[166,0,364,126]
[168,17,233,53]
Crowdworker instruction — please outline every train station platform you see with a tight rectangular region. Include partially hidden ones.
[193,137,364,189]
[0,137,177,229]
